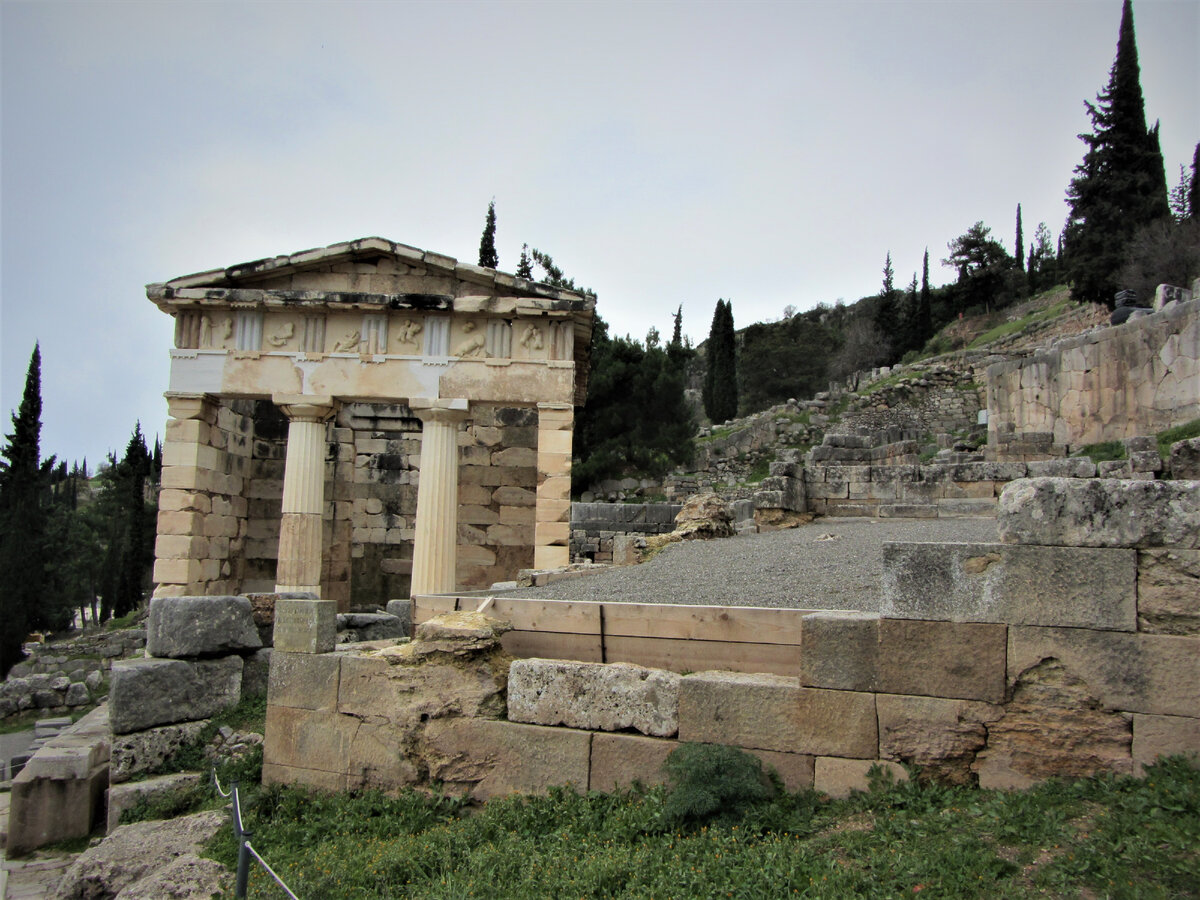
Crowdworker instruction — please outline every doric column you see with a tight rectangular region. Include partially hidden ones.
[410,398,469,596]
[534,402,574,570]
[274,395,336,594]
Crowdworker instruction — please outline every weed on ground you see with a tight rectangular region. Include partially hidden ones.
[183,756,1199,899]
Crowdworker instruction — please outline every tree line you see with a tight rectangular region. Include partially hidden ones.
[0,345,159,677]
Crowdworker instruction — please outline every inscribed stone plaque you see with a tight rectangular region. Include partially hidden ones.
[273,598,336,653]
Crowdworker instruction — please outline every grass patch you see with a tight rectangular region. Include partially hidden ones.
[1072,441,1127,464]
[1157,418,1200,461]
[192,756,1199,899]
[696,424,737,444]
[104,608,146,631]
[744,456,771,484]
[967,298,1072,349]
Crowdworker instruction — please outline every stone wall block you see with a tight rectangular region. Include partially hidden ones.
[1008,626,1199,718]
[110,721,210,783]
[589,733,678,792]
[678,671,800,752]
[999,477,1200,549]
[881,542,1136,630]
[793,687,879,758]
[508,659,681,737]
[1137,548,1200,634]
[876,694,1003,783]
[109,656,243,734]
[1132,713,1200,774]
[421,719,591,801]
[146,595,263,658]
[814,757,908,799]
[876,619,1007,703]
[267,650,341,710]
[263,705,359,775]
[337,653,506,727]
[799,612,878,691]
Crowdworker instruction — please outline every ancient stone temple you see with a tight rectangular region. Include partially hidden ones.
[147,238,595,610]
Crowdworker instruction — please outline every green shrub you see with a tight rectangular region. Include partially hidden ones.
[1157,418,1200,461]
[659,743,773,830]
[1073,440,1126,464]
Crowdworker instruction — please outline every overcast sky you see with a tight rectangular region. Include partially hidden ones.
[2,0,1196,466]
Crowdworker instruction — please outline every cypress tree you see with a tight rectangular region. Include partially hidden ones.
[516,243,533,279]
[478,200,499,269]
[1190,143,1200,220]
[0,345,52,674]
[1064,0,1169,306]
[1015,204,1025,271]
[703,300,738,423]
[671,305,683,348]
[917,249,933,345]
[113,424,153,618]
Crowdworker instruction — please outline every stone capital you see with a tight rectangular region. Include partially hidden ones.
[411,398,469,426]
[164,392,219,421]
[273,394,337,423]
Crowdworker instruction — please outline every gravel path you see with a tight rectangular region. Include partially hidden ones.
[498,517,999,611]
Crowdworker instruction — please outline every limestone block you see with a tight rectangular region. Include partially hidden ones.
[345,720,421,791]
[589,732,678,792]
[876,619,1006,703]
[493,485,537,506]
[337,652,506,727]
[1169,437,1200,480]
[273,597,336,653]
[1008,626,1199,717]
[242,648,272,697]
[937,498,997,516]
[421,718,591,800]
[385,598,413,634]
[110,720,209,783]
[108,772,203,832]
[814,758,907,799]
[109,656,243,734]
[973,656,1134,789]
[1023,457,1097,478]
[794,687,878,758]
[876,694,1002,784]
[998,477,1200,549]
[881,542,1136,630]
[146,595,262,658]
[262,762,347,792]
[799,612,878,691]
[679,671,800,752]
[1132,714,1200,773]
[751,749,816,792]
[1137,549,1200,634]
[267,650,342,711]
[262,705,359,777]
[508,659,681,737]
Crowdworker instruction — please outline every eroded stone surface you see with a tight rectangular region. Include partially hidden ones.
[109,656,242,734]
[673,492,735,539]
[998,477,1200,549]
[145,595,262,658]
[110,720,209,783]
[877,694,1002,784]
[973,659,1133,789]
[508,659,680,737]
[1137,549,1200,634]
[51,811,225,900]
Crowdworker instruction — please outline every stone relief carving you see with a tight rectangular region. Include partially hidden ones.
[520,324,544,351]
[453,321,487,358]
[332,330,361,353]
[395,318,423,347]
[221,317,234,349]
[200,315,213,348]
[267,322,295,348]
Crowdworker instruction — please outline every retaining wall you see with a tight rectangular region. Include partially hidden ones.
[263,477,1199,798]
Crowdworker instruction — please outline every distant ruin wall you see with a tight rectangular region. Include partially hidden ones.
[986,298,1199,449]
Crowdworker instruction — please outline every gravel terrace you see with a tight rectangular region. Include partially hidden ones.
[496,517,999,611]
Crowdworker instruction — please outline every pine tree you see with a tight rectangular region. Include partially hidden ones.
[1015,204,1025,271]
[516,243,533,279]
[703,300,738,423]
[874,252,900,359]
[0,345,53,675]
[1064,0,1170,306]
[478,200,499,269]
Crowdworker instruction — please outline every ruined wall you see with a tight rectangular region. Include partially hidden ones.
[263,477,1198,797]
[987,298,1200,449]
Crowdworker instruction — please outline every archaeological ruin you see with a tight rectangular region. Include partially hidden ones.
[146,237,596,609]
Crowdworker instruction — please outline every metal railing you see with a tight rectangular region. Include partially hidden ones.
[212,768,300,900]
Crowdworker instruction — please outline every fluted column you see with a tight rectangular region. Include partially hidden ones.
[410,398,469,596]
[274,395,336,594]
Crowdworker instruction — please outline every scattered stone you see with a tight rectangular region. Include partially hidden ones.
[673,492,734,539]
[145,595,262,658]
[108,656,242,734]
[106,772,204,831]
[110,720,210,783]
[51,810,225,900]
